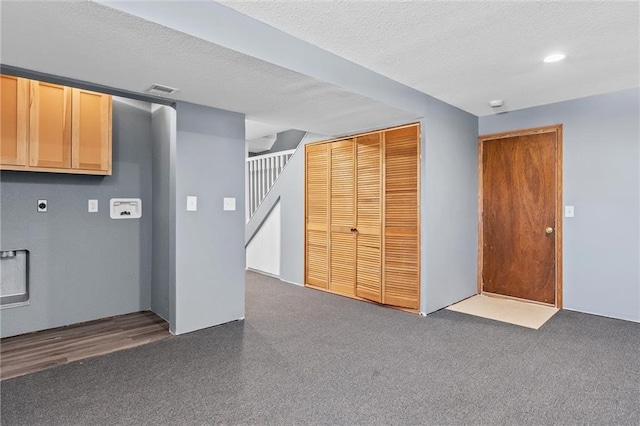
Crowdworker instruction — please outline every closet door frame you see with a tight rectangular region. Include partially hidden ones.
[304,122,421,312]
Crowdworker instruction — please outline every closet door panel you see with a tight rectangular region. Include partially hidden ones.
[355,133,382,303]
[305,144,329,288]
[384,126,420,309]
[329,139,355,295]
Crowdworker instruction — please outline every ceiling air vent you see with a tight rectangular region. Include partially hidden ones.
[146,84,179,96]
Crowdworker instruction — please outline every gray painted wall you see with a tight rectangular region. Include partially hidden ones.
[0,98,153,338]
[480,88,640,322]
[150,105,176,321]
[173,101,246,334]
[421,100,479,314]
[270,129,306,153]
[249,129,306,157]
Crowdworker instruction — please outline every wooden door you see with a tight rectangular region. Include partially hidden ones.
[72,88,112,172]
[0,75,29,166]
[329,139,356,295]
[305,144,329,289]
[480,128,560,305]
[355,133,382,303]
[29,81,71,169]
[383,126,420,309]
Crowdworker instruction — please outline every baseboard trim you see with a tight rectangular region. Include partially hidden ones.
[246,268,280,279]
[279,278,304,287]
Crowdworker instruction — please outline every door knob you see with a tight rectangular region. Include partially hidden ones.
[545,227,554,234]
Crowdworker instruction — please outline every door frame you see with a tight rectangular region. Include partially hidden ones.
[477,124,563,308]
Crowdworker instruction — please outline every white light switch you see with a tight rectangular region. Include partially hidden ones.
[223,197,236,211]
[565,205,574,218]
[88,199,98,213]
[187,196,198,211]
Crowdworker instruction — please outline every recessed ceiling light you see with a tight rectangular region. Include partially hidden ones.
[543,53,566,63]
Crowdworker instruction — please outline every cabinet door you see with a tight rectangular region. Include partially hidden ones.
[305,143,329,289]
[329,139,356,296]
[355,133,383,303]
[72,89,112,172]
[383,126,420,309]
[1,75,29,166]
[29,81,71,168]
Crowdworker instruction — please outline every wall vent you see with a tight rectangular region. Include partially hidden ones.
[146,84,179,95]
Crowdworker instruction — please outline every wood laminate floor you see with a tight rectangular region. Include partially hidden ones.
[0,311,170,380]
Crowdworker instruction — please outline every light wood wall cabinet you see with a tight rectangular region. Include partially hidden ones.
[0,75,112,175]
[305,123,420,310]
[29,80,72,169]
[1,75,29,166]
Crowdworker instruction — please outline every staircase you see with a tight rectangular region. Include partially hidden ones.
[246,149,295,221]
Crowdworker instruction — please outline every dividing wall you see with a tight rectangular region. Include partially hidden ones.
[421,99,479,314]
[151,105,176,322]
[173,101,246,334]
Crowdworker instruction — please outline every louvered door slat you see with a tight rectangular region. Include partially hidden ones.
[355,133,382,302]
[330,139,355,295]
[305,144,329,288]
[384,126,420,309]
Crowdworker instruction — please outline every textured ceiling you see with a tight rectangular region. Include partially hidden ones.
[245,120,292,141]
[1,1,417,136]
[222,1,640,116]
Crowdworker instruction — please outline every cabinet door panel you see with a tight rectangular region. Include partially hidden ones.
[384,126,420,309]
[1,75,28,166]
[72,89,111,171]
[29,81,71,168]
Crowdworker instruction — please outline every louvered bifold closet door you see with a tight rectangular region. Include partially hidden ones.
[384,126,420,309]
[355,133,382,303]
[329,139,356,295]
[305,144,329,288]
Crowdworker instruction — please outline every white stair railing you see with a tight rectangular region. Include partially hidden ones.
[246,149,295,220]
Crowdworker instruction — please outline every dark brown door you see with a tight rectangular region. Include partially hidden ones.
[482,131,557,304]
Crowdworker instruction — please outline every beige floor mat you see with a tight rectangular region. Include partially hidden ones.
[446,294,559,329]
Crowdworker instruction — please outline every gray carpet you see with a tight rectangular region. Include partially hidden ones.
[2,271,639,425]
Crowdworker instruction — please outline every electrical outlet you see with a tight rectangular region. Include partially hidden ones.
[37,199,47,212]
[88,199,98,213]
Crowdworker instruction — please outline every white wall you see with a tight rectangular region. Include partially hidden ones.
[246,200,281,276]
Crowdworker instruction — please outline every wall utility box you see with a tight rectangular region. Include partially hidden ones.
[1,249,29,307]
[110,198,142,219]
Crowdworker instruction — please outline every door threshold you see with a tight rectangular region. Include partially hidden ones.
[481,291,556,308]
